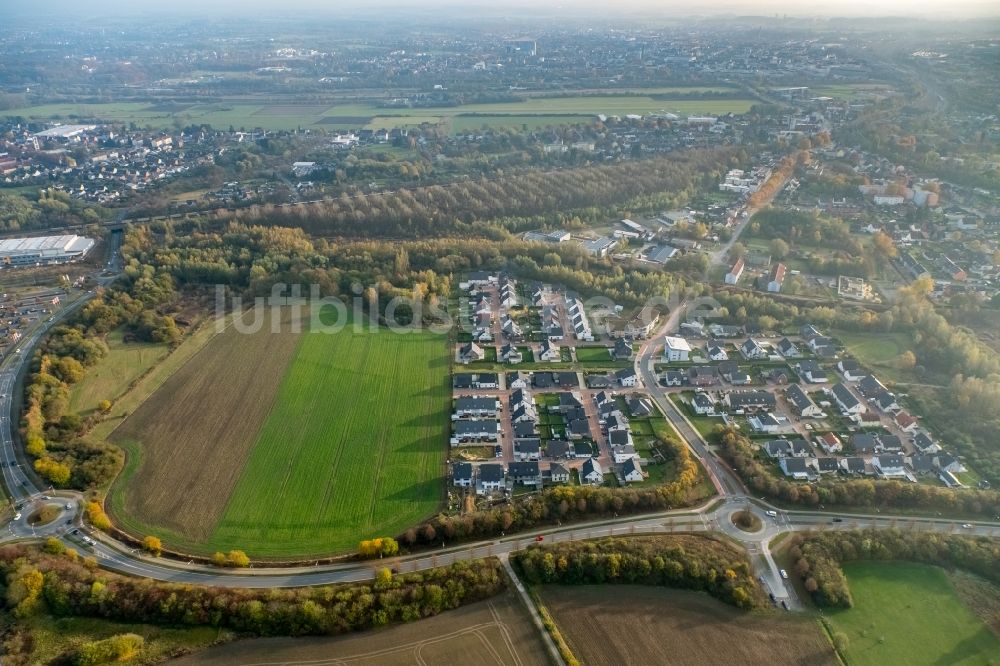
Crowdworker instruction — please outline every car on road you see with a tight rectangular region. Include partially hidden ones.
[832,518,843,523]
[781,600,789,610]
[766,510,777,517]
[40,495,50,500]
[780,569,789,579]
[535,535,544,542]
[65,502,73,510]
[962,523,973,529]
[13,512,20,520]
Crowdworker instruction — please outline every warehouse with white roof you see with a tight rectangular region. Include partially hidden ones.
[0,235,95,267]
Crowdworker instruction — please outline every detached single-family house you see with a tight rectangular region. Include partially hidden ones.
[857,374,888,399]
[786,384,823,417]
[739,338,767,360]
[688,366,718,386]
[548,463,570,484]
[840,457,869,476]
[691,392,716,415]
[894,411,918,433]
[913,432,940,454]
[627,396,653,417]
[815,457,840,475]
[663,370,684,387]
[851,433,878,455]
[706,343,729,361]
[750,412,782,434]
[612,338,634,361]
[767,263,786,293]
[780,457,811,480]
[873,455,908,479]
[876,434,903,453]
[777,338,801,358]
[514,438,542,461]
[837,359,865,382]
[452,462,474,488]
[477,464,505,495]
[538,339,561,362]
[718,360,752,385]
[663,336,692,362]
[832,383,863,415]
[872,390,899,413]
[934,453,966,475]
[725,256,745,284]
[581,458,604,485]
[459,342,486,364]
[616,368,639,387]
[797,360,828,384]
[621,458,644,483]
[473,373,499,389]
[508,461,542,486]
[507,372,530,389]
[815,432,842,454]
[763,440,793,458]
[545,440,570,459]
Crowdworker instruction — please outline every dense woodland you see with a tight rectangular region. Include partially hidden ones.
[714,427,1000,515]
[513,535,761,609]
[788,529,1000,609]
[0,543,505,665]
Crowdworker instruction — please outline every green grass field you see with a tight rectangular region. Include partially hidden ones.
[825,562,1000,666]
[834,330,916,383]
[206,322,451,556]
[68,329,170,416]
[6,92,757,132]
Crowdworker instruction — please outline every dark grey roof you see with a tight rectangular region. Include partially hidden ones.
[452,462,473,480]
[514,421,538,438]
[479,464,505,482]
[515,438,541,453]
[832,383,860,409]
[508,461,540,477]
[545,440,569,457]
[851,433,878,452]
[816,457,840,471]
[842,457,867,472]
[786,384,814,411]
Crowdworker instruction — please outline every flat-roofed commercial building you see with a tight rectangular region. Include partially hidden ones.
[0,235,95,267]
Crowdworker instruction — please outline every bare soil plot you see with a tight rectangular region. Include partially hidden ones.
[110,310,303,541]
[541,585,838,666]
[168,591,547,666]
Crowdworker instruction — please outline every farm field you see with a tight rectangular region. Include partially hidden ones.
[68,328,171,417]
[541,585,838,665]
[825,562,1000,666]
[209,316,451,556]
[109,310,304,544]
[5,91,756,132]
[169,591,547,666]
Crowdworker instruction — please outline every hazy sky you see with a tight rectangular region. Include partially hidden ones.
[2,0,998,18]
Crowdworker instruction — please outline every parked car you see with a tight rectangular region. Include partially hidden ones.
[780,569,789,579]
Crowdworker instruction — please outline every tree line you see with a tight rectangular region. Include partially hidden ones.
[788,529,1000,608]
[513,535,762,610]
[0,543,505,664]
[714,427,1000,517]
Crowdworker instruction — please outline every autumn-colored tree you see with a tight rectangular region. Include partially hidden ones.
[142,536,162,557]
[98,399,113,414]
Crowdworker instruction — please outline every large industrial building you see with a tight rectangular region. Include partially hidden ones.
[0,235,95,267]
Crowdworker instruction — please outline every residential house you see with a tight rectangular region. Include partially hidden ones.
[459,342,485,364]
[876,434,903,453]
[473,373,499,389]
[545,440,570,459]
[555,372,579,387]
[762,440,793,458]
[815,458,840,475]
[706,343,729,361]
[767,263,786,293]
[612,338,634,361]
[786,384,823,417]
[724,390,777,412]
[572,441,594,458]
[688,366,718,386]
[851,433,878,455]
[452,462,474,488]
[615,368,639,387]
[453,374,474,390]
[855,409,882,427]
[453,396,499,418]
[514,438,541,461]
[913,432,941,454]
[586,374,613,389]
[460,271,498,290]
[894,411,918,433]
[508,461,541,486]
[451,419,500,444]
[581,458,604,485]
[725,256,745,284]
[873,455,908,479]
[538,339,561,362]
[567,418,592,440]
[800,324,823,339]
[857,375,888,399]
[691,392,716,415]
[500,342,524,365]
[663,336,692,362]
[548,463,570,484]
[514,421,538,438]
[557,392,584,413]
[780,457,811,480]
[777,338,801,358]
[663,370,684,387]
[750,412,782,434]
[906,454,935,476]
[621,458,645,483]
[501,316,523,340]
[934,454,966,475]
[832,383,863,415]
[837,359,865,381]
[815,432,843,454]
[872,390,899,413]
[507,372,530,389]
[627,396,653,417]
[739,338,768,360]
[718,360,751,385]
[797,360,828,384]
[477,464,505,495]
[840,457,869,476]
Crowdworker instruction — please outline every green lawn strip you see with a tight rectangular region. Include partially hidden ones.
[825,562,1000,666]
